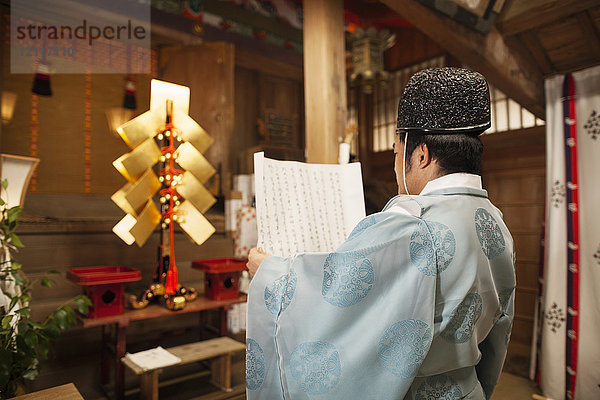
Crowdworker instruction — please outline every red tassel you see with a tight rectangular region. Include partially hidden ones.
[123,77,137,110]
[32,63,52,96]
[165,263,178,295]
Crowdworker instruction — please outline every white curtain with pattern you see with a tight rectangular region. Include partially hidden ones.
[534,65,600,400]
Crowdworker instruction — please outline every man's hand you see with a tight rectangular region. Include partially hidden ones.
[247,247,271,277]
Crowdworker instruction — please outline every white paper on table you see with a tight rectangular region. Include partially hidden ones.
[254,152,366,257]
[124,346,182,372]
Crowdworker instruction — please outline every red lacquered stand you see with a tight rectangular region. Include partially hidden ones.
[192,258,247,301]
[67,266,141,318]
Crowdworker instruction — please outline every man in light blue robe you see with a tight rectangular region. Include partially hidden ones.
[246,68,515,399]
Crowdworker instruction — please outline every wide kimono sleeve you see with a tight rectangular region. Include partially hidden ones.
[246,212,440,399]
[476,291,515,399]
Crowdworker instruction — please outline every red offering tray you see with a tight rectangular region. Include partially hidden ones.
[67,266,141,285]
[67,266,142,318]
[192,258,247,301]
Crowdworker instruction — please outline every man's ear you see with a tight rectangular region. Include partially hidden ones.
[416,143,432,169]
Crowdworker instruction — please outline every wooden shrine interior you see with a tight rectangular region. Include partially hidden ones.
[1,0,599,396]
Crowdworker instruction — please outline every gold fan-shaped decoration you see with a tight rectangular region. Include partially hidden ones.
[111,80,216,310]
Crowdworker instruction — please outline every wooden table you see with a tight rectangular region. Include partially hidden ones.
[81,295,247,400]
[11,383,83,400]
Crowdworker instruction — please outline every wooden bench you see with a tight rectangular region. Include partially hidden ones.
[122,337,246,400]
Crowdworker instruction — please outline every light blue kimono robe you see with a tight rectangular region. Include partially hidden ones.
[246,182,515,399]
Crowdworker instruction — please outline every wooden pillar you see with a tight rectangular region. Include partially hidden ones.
[303,0,347,164]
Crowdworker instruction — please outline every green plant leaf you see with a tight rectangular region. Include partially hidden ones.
[17,321,30,335]
[23,329,38,349]
[0,348,13,387]
[9,233,23,248]
[29,321,42,330]
[7,206,22,225]
[40,277,54,288]
[16,307,31,318]
[53,309,69,330]
[38,336,50,359]
[0,198,4,206]
[42,322,60,339]
[8,296,19,312]
[13,272,26,287]
[63,306,77,326]
[1,179,7,190]
[74,295,91,315]
[22,358,39,381]
[23,367,39,381]
[11,261,22,271]
[1,315,13,330]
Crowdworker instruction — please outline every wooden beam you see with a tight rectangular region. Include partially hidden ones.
[497,0,600,37]
[235,49,303,81]
[576,11,600,63]
[518,31,554,75]
[303,0,347,163]
[381,0,545,119]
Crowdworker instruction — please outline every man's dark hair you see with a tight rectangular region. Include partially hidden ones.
[399,131,483,175]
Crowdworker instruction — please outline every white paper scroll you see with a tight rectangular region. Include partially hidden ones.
[124,346,181,372]
[254,152,366,257]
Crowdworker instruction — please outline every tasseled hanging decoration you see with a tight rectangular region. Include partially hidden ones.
[31,63,52,96]
[123,76,137,110]
[164,99,179,296]
[165,263,178,295]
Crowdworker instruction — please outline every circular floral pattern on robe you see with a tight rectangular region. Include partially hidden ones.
[289,341,342,394]
[322,251,374,307]
[377,319,432,378]
[347,215,377,240]
[441,293,483,343]
[410,221,456,275]
[474,208,505,259]
[415,374,463,399]
[264,268,297,314]
[246,338,266,390]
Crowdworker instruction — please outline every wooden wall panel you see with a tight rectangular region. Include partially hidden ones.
[516,260,542,289]
[1,39,154,195]
[233,53,305,173]
[36,75,86,193]
[500,205,544,232]
[481,127,545,376]
[512,232,542,260]
[160,43,235,193]
[484,170,545,204]
[90,74,152,194]
[233,66,259,174]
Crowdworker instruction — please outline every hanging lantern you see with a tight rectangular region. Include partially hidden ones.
[1,91,17,125]
[349,27,395,94]
[31,63,52,96]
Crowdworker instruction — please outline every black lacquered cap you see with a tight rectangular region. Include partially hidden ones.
[396,67,491,135]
